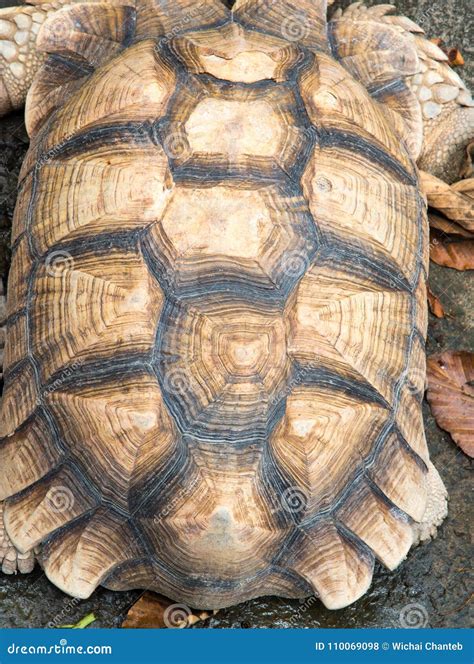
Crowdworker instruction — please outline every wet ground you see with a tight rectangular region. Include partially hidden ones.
[0,0,472,629]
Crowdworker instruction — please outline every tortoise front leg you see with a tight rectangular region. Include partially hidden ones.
[0,2,58,116]
[417,98,474,184]
[329,2,474,183]
[0,501,35,574]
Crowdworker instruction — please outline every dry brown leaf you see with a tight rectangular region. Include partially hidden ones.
[427,286,446,318]
[428,212,473,238]
[429,39,465,66]
[447,47,465,66]
[420,171,474,232]
[430,231,474,270]
[426,351,474,457]
[122,592,216,629]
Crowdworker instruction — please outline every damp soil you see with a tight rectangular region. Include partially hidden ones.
[0,0,472,630]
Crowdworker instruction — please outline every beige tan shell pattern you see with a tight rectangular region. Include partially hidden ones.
[0,0,438,610]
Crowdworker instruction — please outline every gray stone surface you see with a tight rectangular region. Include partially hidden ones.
[0,0,472,629]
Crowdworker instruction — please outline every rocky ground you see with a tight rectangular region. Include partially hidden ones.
[0,0,472,629]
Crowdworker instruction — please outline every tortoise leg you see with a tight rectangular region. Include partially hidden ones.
[411,462,448,546]
[0,3,56,116]
[410,32,474,183]
[418,105,474,184]
[329,2,474,183]
[0,501,35,574]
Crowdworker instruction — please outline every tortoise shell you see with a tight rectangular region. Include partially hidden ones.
[0,0,431,609]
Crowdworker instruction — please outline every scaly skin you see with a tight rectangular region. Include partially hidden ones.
[406,34,474,184]
[418,104,474,184]
[0,501,35,574]
[330,2,474,183]
[0,0,68,115]
[411,462,448,546]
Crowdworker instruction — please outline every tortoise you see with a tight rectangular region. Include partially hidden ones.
[0,0,472,611]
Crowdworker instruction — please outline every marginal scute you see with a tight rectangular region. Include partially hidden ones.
[35,2,136,65]
[26,54,93,138]
[11,175,32,243]
[3,311,28,369]
[404,334,426,400]
[395,385,429,464]
[336,479,414,570]
[330,17,418,83]
[414,272,428,337]
[5,236,32,317]
[287,521,374,610]
[41,509,144,599]
[328,13,423,159]
[4,464,99,551]
[135,0,230,42]
[102,559,309,608]
[330,2,474,180]
[0,362,38,438]
[301,53,416,171]
[370,81,423,161]
[368,432,427,523]
[233,0,328,53]
[0,416,63,501]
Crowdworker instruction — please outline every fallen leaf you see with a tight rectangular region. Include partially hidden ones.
[428,212,472,238]
[420,172,474,232]
[122,592,216,629]
[426,351,474,457]
[427,286,446,318]
[430,231,474,270]
[429,39,465,66]
[447,47,465,66]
